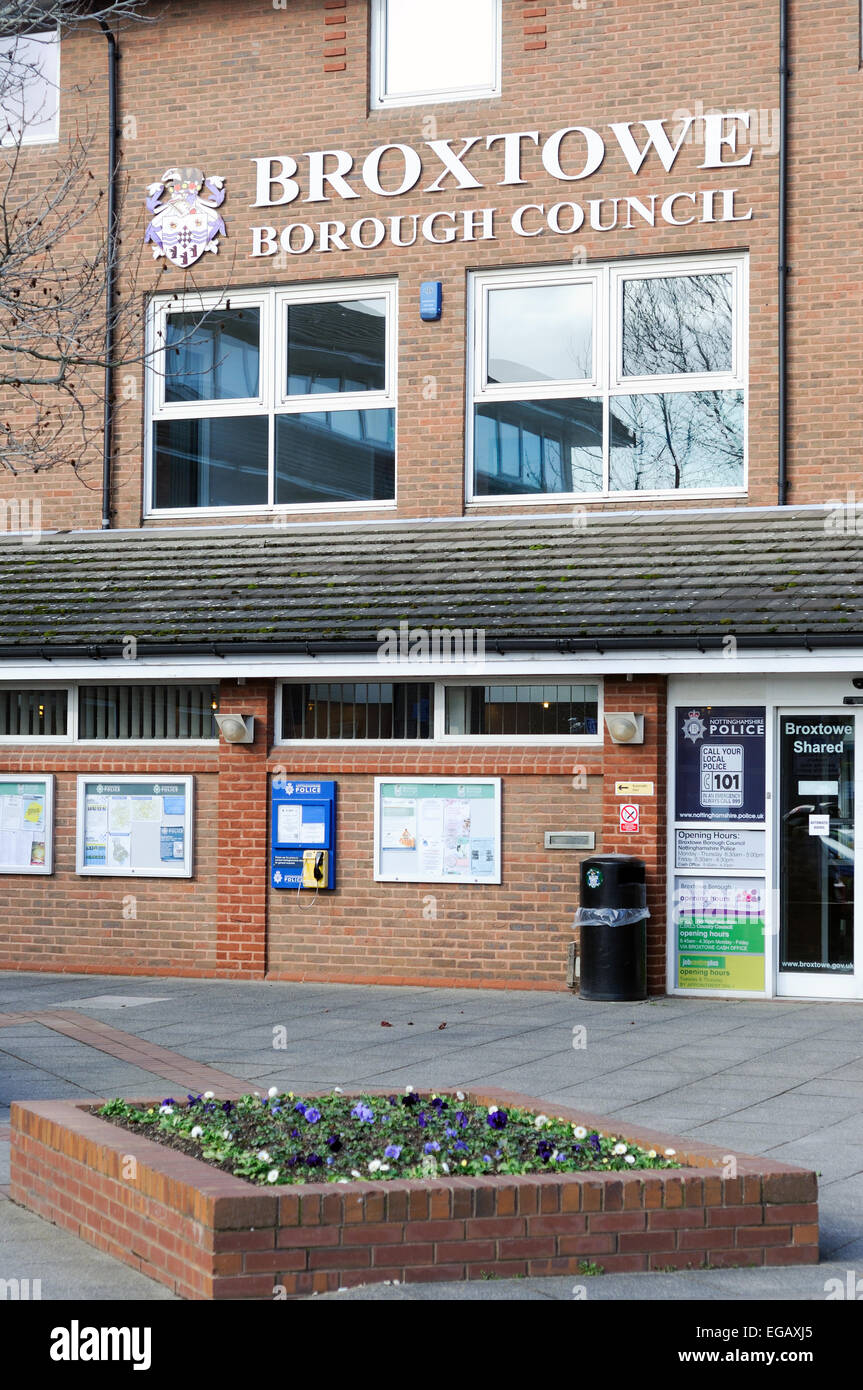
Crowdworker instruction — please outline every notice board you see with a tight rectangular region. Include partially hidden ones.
[374,777,501,884]
[76,775,194,877]
[0,775,54,874]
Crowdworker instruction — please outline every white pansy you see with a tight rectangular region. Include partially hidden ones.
[665,1148,676,1157]
[441,1162,450,1174]
[203,1091,214,1100]
[351,1170,362,1179]
[379,1164,390,1173]
[190,1126,203,1138]
[368,1159,382,1172]
[648,1149,657,1159]
[267,1169,280,1183]
[257,1150,271,1162]
[488,1105,498,1115]
[534,1114,548,1129]
[333,1087,343,1094]
[613,1143,628,1155]
[268,1087,279,1098]
[405,1085,414,1095]
[456,1091,465,1101]
[624,1154,636,1165]
[573,1126,588,1140]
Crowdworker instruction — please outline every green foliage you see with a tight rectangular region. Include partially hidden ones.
[96,1090,681,1188]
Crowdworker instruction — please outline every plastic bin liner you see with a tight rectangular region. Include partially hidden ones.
[573,906,651,927]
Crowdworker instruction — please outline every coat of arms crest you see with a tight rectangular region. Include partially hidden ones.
[144,166,226,268]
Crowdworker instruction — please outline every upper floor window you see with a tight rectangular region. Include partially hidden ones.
[370,0,501,109]
[147,283,397,513]
[469,255,747,502]
[0,29,59,145]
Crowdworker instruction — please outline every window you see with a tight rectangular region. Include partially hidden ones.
[0,688,67,737]
[0,29,59,145]
[148,284,397,512]
[445,685,599,737]
[278,680,602,743]
[371,0,501,108]
[469,256,747,501]
[0,685,219,740]
[281,683,432,740]
[78,685,219,740]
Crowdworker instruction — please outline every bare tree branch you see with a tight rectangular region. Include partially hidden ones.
[0,2,238,481]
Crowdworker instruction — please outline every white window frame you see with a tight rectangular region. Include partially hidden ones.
[466,253,749,506]
[275,678,604,747]
[145,281,398,517]
[370,0,502,109]
[0,682,219,745]
[0,28,60,147]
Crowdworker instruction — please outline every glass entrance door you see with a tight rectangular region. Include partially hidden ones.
[778,711,860,997]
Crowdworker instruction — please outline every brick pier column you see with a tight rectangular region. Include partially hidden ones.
[600,677,668,994]
[216,680,274,977]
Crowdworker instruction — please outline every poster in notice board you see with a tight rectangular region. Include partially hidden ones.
[0,775,54,874]
[76,775,194,877]
[675,706,766,823]
[374,778,501,884]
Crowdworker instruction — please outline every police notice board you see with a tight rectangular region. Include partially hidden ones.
[374,778,501,884]
[0,776,54,874]
[76,776,194,877]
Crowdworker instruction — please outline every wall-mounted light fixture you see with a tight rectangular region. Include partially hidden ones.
[604,712,644,744]
[214,713,255,744]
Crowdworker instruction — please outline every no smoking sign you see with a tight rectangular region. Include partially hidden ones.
[619,803,640,833]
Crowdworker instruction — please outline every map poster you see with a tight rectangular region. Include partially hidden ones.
[676,706,766,823]
[674,876,766,992]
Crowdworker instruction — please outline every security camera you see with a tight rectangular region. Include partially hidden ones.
[214,713,255,744]
[604,712,645,744]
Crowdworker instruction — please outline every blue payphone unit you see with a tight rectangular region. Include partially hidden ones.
[271,779,336,890]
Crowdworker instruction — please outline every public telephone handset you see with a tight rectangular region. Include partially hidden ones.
[302,849,328,889]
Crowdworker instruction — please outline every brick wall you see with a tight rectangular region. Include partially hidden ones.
[0,675,670,991]
[1,0,859,530]
[0,749,219,975]
[266,676,667,991]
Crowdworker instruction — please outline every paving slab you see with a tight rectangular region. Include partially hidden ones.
[1,970,862,1303]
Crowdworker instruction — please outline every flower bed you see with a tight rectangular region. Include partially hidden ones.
[10,1088,819,1299]
[96,1087,681,1185]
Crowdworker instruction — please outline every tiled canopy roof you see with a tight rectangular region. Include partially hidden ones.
[0,505,858,655]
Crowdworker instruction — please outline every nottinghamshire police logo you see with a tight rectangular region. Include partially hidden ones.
[682,710,707,743]
[144,166,226,268]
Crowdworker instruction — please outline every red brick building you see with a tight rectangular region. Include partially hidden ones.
[0,0,861,1001]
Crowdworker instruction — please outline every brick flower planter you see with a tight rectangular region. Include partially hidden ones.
[10,1088,818,1299]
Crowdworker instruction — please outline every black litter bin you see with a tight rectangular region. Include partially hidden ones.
[574,854,649,1001]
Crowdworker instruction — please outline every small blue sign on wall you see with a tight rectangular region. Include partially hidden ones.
[271,779,336,889]
[420,281,442,321]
